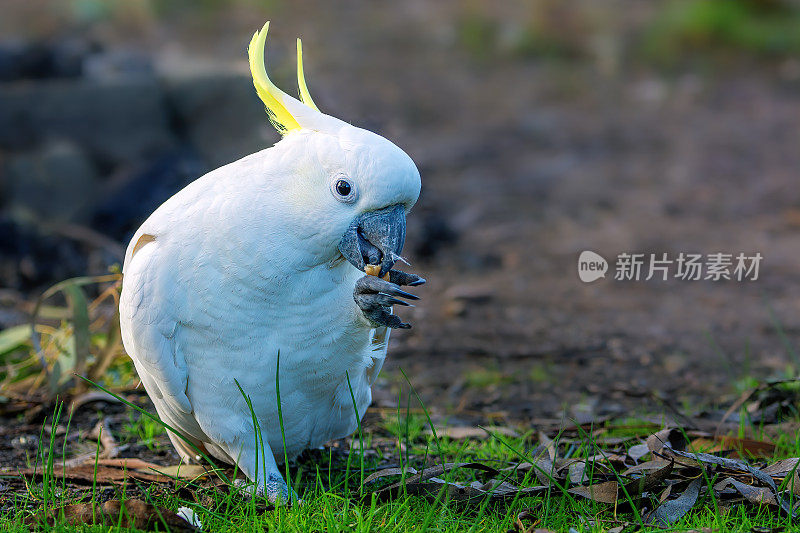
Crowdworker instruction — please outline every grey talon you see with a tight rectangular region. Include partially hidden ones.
[379,310,410,329]
[381,295,412,307]
[354,274,418,329]
[355,275,420,300]
[392,287,419,300]
[388,270,426,287]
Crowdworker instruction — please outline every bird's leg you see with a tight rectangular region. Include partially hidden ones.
[354,272,424,329]
[230,440,296,505]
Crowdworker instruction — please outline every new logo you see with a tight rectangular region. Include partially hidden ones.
[578,251,608,283]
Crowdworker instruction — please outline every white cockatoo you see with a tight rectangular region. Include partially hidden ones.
[119,22,423,502]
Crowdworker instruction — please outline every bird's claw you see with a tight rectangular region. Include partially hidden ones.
[233,474,299,506]
[389,270,426,287]
[354,272,423,329]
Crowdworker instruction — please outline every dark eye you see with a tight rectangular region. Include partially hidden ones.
[332,177,357,203]
[335,179,352,196]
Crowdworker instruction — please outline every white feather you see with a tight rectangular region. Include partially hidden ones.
[120,122,419,493]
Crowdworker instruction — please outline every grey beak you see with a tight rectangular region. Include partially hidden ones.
[338,204,406,277]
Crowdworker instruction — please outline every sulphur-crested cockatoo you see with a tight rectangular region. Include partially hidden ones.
[119,22,423,502]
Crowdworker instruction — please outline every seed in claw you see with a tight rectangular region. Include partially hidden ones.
[365,264,390,281]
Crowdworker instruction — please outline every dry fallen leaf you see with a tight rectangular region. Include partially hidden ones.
[365,462,547,504]
[623,459,673,496]
[27,499,200,531]
[568,480,619,504]
[714,477,777,506]
[689,436,775,459]
[622,459,672,476]
[646,478,702,526]
[663,448,794,516]
[567,459,673,505]
[646,428,687,454]
[766,460,800,498]
[11,464,171,484]
[762,458,800,477]
[568,461,587,484]
[155,464,212,479]
[425,426,519,439]
[505,459,558,487]
[538,431,557,461]
[8,458,215,485]
[513,507,541,533]
[627,442,650,461]
[68,390,121,413]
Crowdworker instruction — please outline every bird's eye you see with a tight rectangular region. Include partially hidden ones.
[336,180,351,196]
[331,177,357,203]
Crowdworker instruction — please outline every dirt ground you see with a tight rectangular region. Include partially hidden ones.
[386,66,800,424]
[2,1,800,429]
[295,4,800,423]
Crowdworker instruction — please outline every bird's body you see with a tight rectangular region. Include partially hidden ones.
[120,148,382,463]
[119,23,422,501]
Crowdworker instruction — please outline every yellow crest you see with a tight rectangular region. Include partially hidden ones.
[248,21,320,135]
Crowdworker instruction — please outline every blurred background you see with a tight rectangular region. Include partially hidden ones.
[2,0,800,423]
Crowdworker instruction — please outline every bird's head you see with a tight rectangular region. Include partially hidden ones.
[248,22,420,277]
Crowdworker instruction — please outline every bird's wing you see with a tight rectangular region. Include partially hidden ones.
[120,235,194,418]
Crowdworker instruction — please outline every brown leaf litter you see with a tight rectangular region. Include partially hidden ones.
[364,424,800,527]
[26,499,199,531]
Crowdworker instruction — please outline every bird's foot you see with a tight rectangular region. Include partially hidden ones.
[233,473,299,506]
[354,272,424,329]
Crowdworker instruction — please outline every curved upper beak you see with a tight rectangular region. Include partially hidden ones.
[338,204,406,277]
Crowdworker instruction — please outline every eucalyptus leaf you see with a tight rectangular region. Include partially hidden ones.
[0,324,32,355]
[62,283,90,381]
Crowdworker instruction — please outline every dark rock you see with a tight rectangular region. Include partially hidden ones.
[0,41,50,81]
[0,215,89,291]
[165,73,274,167]
[414,212,459,259]
[90,149,207,242]
[50,38,100,79]
[5,140,99,223]
[456,250,503,273]
[83,49,154,80]
[0,78,176,163]
[0,38,99,81]
[443,285,493,304]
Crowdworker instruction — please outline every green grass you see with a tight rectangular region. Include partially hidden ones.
[462,366,513,389]
[3,390,800,532]
[4,292,800,531]
[641,0,800,68]
[3,317,800,531]
[122,410,167,452]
